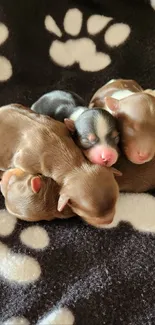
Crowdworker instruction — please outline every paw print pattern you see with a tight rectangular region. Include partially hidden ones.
[1,192,155,323]
[0,23,12,81]
[2,307,75,325]
[45,8,131,72]
[37,307,75,325]
[0,211,48,284]
[1,193,155,286]
[0,210,74,324]
[150,0,155,9]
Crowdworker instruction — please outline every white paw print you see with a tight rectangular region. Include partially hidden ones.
[0,23,12,81]
[37,307,75,325]
[45,8,131,72]
[3,307,75,325]
[150,0,155,9]
[0,210,75,325]
[0,211,49,284]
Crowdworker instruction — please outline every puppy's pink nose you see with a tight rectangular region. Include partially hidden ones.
[137,152,150,161]
[101,154,110,163]
[101,153,115,166]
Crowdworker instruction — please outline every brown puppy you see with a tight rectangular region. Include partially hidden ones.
[0,168,73,221]
[3,158,155,228]
[0,104,120,226]
[3,154,155,226]
[1,167,119,227]
[89,79,155,165]
[115,155,155,192]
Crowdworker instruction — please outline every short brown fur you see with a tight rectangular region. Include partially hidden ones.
[0,104,119,227]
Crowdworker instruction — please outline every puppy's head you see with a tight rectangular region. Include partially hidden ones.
[64,108,119,167]
[1,168,73,221]
[104,93,155,164]
[57,164,120,227]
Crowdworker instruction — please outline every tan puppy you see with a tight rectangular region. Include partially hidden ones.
[0,167,119,227]
[0,104,120,226]
[115,155,155,192]
[2,155,155,226]
[0,168,73,221]
[89,79,155,165]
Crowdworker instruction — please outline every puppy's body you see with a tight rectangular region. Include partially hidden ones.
[0,169,73,221]
[1,166,119,227]
[89,79,155,165]
[31,90,86,122]
[0,104,78,178]
[115,155,155,192]
[0,104,119,226]
[3,156,155,226]
[89,79,143,107]
[32,90,119,166]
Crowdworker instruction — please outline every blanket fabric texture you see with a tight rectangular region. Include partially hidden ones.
[0,0,155,324]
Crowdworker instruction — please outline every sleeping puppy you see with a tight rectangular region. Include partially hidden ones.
[89,79,155,165]
[1,167,120,227]
[3,153,155,226]
[0,168,73,221]
[0,104,120,226]
[32,90,119,167]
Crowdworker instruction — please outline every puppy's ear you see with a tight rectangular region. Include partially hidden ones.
[104,97,120,115]
[111,167,122,176]
[31,176,42,193]
[89,102,95,108]
[89,98,104,109]
[57,194,70,212]
[64,118,75,133]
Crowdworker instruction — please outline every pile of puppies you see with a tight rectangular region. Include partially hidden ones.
[1,79,155,227]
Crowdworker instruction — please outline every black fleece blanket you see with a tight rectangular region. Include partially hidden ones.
[1,0,155,324]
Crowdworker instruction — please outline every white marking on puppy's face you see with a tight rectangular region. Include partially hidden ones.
[96,115,109,143]
[111,89,133,100]
[70,108,85,121]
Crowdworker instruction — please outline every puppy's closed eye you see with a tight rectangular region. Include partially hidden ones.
[126,126,135,136]
[81,134,98,149]
[110,130,120,144]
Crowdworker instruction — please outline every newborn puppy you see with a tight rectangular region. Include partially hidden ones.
[115,154,155,193]
[3,157,155,225]
[89,79,155,164]
[0,169,73,221]
[0,104,120,225]
[32,90,119,166]
[1,167,119,227]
